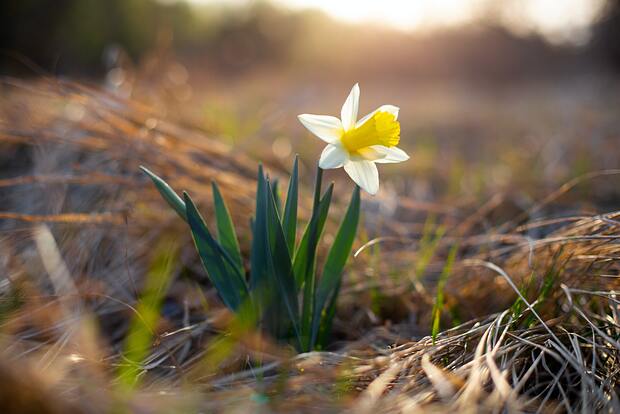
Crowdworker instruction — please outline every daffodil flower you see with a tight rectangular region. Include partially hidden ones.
[298,83,409,195]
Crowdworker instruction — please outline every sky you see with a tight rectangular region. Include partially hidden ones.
[187,0,608,45]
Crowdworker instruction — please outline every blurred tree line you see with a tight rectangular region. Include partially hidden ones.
[0,0,312,76]
[591,0,620,70]
[1,0,620,79]
[1,0,196,75]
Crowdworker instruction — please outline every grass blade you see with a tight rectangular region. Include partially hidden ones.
[431,243,458,344]
[311,185,360,349]
[140,166,187,221]
[117,242,177,389]
[212,181,244,276]
[282,156,299,253]
[414,216,446,281]
[184,192,248,311]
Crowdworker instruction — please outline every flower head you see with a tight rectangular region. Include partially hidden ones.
[298,84,409,195]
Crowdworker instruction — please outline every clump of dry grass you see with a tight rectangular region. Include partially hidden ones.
[180,211,619,413]
[0,78,619,413]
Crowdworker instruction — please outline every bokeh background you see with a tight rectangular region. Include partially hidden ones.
[2,0,620,207]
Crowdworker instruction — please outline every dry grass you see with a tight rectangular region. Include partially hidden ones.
[0,78,619,413]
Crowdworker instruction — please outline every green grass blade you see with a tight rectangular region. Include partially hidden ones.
[184,192,248,311]
[522,246,568,328]
[116,242,177,389]
[212,181,244,276]
[311,185,360,349]
[431,243,458,344]
[140,166,187,221]
[282,156,299,253]
[510,271,535,320]
[414,217,446,280]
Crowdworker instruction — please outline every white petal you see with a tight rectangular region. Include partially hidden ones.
[372,146,410,164]
[298,114,343,144]
[344,160,379,195]
[319,145,347,169]
[379,105,400,119]
[340,83,360,131]
[356,104,400,128]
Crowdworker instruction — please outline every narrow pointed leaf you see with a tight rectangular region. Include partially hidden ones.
[293,184,334,288]
[293,185,333,300]
[271,178,282,216]
[140,166,186,221]
[431,243,458,344]
[212,181,244,276]
[250,165,269,291]
[293,167,327,287]
[282,156,298,253]
[295,175,333,351]
[316,281,340,349]
[311,185,360,348]
[265,180,301,347]
[293,185,333,287]
[184,192,248,311]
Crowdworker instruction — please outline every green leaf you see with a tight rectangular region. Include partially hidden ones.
[249,165,287,339]
[431,243,458,344]
[415,216,446,280]
[293,167,330,288]
[184,192,248,311]
[282,156,299,253]
[140,166,186,221]
[249,166,300,345]
[311,185,360,348]
[271,178,282,216]
[265,180,301,347]
[316,281,340,349]
[250,165,269,291]
[212,181,244,276]
[294,186,333,292]
[294,167,335,350]
[295,188,333,288]
[116,242,178,389]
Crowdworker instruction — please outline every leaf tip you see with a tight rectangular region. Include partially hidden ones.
[139,165,155,178]
[211,180,220,193]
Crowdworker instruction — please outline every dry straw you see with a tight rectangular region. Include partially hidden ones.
[0,78,619,412]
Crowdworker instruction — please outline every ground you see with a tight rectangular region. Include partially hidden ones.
[0,72,619,412]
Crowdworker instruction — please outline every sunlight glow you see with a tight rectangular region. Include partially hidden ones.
[499,0,607,44]
[279,0,477,30]
[188,0,607,44]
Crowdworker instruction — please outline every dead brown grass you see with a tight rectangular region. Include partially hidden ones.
[0,78,619,413]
